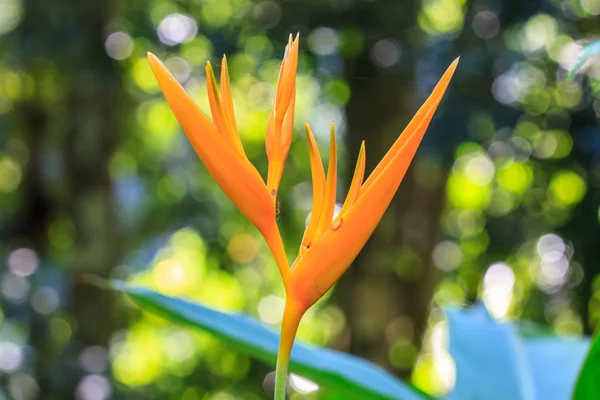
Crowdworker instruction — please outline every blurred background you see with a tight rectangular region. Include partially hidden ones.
[1,0,600,398]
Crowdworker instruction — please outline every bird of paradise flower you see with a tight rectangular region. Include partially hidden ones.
[147,34,458,399]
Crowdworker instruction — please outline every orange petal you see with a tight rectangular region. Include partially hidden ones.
[300,122,326,253]
[334,140,365,224]
[361,58,460,193]
[281,82,296,163]
[289,58,458,308]
[147,52,274,235]
[314,123,337,238]
[266,34,299,196]
[206,61,245,157]
[205,62,228,136]
[219,55,245,156]
[274,34,299,123]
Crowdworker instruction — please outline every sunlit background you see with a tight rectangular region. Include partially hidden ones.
[1,0,600,398]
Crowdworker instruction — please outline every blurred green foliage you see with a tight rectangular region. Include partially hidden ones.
[1,0,600,399]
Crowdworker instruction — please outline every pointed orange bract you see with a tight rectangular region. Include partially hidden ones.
[205,61,245,157]
[266,34,300,200]
[220,56,239,142]
[335,140,365,224]
[300,123,326,255]
[314,125,337,239]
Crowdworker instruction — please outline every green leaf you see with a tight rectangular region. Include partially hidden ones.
[99,279,429,400]
[446,303,589,400]
[565,40,600,80]
[573,333,600,399]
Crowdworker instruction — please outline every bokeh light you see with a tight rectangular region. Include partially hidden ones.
[472,11,500,39]
[0,0,23,35]
[371,39,401,68]
[8,248,39,277]
[308,27,339,56]
[105,32,134,60]
[157,14,198,46]
[482,263,515,319]
[289,374,319,394]
[0,341,23,372]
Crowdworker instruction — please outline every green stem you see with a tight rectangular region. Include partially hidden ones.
[274,299,303,400]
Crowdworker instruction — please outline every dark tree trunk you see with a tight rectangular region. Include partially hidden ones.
[330,0,457,373]
[14,0,129,394]
[337,54,447,378]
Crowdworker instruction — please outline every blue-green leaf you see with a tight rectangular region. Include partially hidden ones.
[525,337,589,400]
[446,303,534,400]
[565,40,600,80]
[446,303,590,400]
[100,280,429,400]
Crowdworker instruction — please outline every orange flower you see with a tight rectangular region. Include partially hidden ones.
[289,58,459,310]
[273,57,459,399]
[148,35,457,399]
[147,35,299,287]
